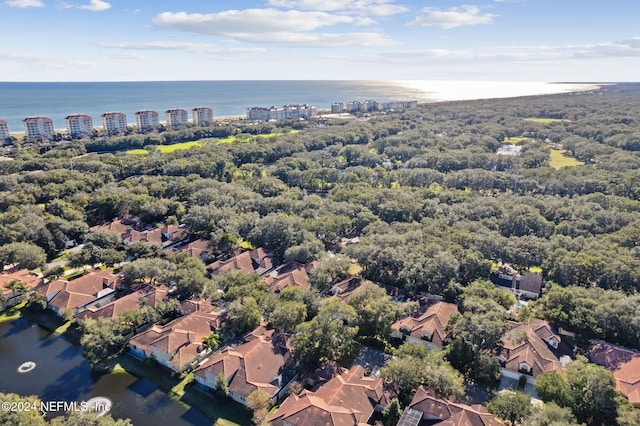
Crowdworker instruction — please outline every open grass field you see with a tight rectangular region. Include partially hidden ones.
[126,130,299,154]
[549,148,584,169]
[524,117,566,124]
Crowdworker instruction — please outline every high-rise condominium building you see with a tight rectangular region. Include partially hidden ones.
[135,110,160,130]
[192,107,213,125]
[101,112,128,134]
[165,109,189,127]
[23,116,55,139]
[65,114,94,137]
[0,119,9,142]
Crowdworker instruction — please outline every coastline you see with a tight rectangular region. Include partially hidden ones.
[1,80,609,135]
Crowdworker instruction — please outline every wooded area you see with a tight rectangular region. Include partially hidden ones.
[2,83,640,425]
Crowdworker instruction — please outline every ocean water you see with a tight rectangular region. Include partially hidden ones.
[0,80,599,132]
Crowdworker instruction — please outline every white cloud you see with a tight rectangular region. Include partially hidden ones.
[78,0,110,12]
[408,5,496,29]
[370,37,640,64]
[152,8,396,47]
[95,41,265,54]
[267,0,409,16]
[153,9,355,33]
[4,0,44,7]
[229,31,396,47]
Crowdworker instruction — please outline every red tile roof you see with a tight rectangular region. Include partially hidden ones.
[269,365,384,426]
[76,284,168,321]
[496,318,568,377]
[589,341,640,406]
[391,301,458,347]
[129,310,224,371]
[263,262,314,293]
[407,387,501,426]
[207,248,273,276]
[194,328,293,400]
[39,269,121,311]
[1,269,44,296]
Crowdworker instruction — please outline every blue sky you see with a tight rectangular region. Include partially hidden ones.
[1,0,639,81]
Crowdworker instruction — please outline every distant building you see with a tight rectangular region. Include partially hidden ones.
[101,112,128,134]
[247,104,316,121]
[379,100,417,110]
[331,103,344,113]
[23,116,55,139]
[135,110,159,130]
[165,109,189,127]
[65,114,93,137]
[192,107,213,125]
[0,119,9,141]
[346,101,364,113]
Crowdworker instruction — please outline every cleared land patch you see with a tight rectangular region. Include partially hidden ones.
[524,117,566,124]
[549,148,584,169]
[126,130,299,155]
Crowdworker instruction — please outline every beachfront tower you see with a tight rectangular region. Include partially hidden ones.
[65,114,94,138]
[192,107,213,126]
[135,110,160,131]
[23,116,55,139]
[101,112,128,134]
[0,119,9,142]
[165,109,189,127]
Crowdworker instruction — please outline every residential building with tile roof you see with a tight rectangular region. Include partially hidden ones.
[76,284,169,322]
[269,365,386,426]
[194,328,296,406]
[263,262,314,293]
[495,318,573,384]
[123,224,187,248]
[206,248,273,277]
[1,269,44,310]
[589,340,640,407]
[327,276,363,301]
[38,268,121,317]
[398,387,501,426]
[391,300,458,349]
[129,310,224,372]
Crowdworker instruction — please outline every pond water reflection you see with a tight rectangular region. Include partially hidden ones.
[0,318,212,426]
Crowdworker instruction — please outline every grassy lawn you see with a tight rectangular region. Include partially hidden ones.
[529,265,543,273]
[156,141,203,153]
[113,354,251,425]
[549,148,584,170]
[0,301,26,323]
[504,136,531,145]
[50,250,70,263]
[126,149,150,155]
[126,130,300,154]
[524,117,565,124]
